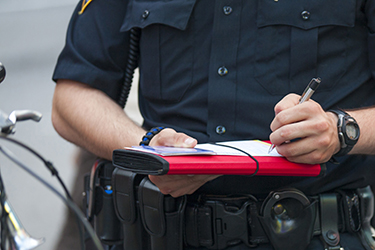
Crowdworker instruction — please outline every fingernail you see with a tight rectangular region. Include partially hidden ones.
[183,138,196,147]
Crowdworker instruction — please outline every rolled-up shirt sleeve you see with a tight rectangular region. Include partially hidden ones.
[52,0,130,101]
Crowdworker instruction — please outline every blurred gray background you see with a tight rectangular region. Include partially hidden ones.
[0,0,141,249]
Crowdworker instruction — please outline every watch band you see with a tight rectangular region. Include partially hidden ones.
[329,109,359,157]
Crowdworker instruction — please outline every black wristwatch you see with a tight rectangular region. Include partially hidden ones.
[329,109,360,157]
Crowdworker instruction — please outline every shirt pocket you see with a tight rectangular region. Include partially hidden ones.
[121,0,197,103]
[255,0,356,95]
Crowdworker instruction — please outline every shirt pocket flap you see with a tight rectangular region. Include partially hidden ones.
[121,0,196,32]
[257,0,355,30]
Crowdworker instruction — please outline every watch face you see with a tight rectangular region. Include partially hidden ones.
[346,123,359,140]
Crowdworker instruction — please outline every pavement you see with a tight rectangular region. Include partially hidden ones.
[0,0,142,249]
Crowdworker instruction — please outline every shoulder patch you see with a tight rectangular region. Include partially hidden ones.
[79,0,93,15]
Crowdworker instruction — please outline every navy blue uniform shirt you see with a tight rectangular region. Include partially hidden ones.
[53,0,375,196]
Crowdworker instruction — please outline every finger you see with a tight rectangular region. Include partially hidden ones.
[270,111,332,147]
[148,175,174,194]
[270,96,302,133]
[275,138,315,158]
[282,149,329,164]
[270,107,308,144]
[276,135,334,164]
[270,111,318,145]
[270,100,321,139]
[273,93,300,116]
[270,122,306,146]
[149,175,196,195]
[149,175,220,198]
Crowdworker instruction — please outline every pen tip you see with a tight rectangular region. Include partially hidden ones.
[268,144,275,154]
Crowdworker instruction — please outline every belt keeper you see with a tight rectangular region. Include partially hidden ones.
[320,193,341,248]
[185,204,213,247]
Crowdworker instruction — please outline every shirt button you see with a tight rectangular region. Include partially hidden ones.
[223,6,233,15]
[218,66,228,76]
[301,10,310,20]
[142,10,150,19]
[216,126,226,135]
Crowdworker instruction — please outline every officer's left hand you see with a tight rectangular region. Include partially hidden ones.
[269,94,341,164]
[148,128,221,197]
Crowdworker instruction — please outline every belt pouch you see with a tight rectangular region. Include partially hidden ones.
[112,168,149,250]
[138,178,185,250]
[259,189,316,250]
[91,160,123,245]
[83,173,91,219]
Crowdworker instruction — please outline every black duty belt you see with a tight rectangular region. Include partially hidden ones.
[184,188,366,250]
[108,167,375,250]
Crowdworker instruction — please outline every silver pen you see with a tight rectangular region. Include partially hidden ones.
[268,77,321,153]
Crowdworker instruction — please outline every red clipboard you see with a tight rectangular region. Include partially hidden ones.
[112,148,325,177]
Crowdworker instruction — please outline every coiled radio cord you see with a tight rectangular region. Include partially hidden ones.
[117,28,141,108]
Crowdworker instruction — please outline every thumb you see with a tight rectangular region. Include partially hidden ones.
[150,128,197,148]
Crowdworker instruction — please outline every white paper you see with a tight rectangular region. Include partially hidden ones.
[127,140,282,157]
[126,145,216,156]
[195,140,282,157]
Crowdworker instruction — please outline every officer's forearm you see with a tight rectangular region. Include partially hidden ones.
[52,79,145,160]
[346,107,375,155]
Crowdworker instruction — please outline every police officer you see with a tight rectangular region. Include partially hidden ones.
[52,0,375,249]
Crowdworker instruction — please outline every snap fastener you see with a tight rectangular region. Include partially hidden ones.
[273,204,284,215]
[142,10,150,19]
[218,66,228,76]
[301,10,310,20]
[223,6,232,15]
[216,126,226,135]
[326,230,338,241]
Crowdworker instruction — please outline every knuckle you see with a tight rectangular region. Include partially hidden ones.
[300,101,319,114]
[170,190,184,198]
[275,112,287,125]
[285,156,297,163]
[279,127,292,140]
[159,187,171,195]
[314,119,330,132]
[274,104,283,115]
[310,102,321,111]
[317,136,330,148]
[310,152,326,164]
[277,146,290,158]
